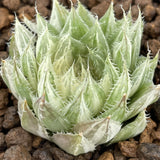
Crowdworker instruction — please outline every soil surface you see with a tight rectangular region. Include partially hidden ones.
[0,0,160,160]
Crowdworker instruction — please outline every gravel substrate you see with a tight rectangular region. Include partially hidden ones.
[0,0,160,159]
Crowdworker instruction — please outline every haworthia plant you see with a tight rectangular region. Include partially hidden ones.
[1,0,160,156]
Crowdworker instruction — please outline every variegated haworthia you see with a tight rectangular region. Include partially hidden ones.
[1,0,160,156]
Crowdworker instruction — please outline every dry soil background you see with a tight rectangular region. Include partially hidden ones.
[0,0,160,160]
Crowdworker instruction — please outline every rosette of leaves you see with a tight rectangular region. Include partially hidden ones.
[1,0,160,156]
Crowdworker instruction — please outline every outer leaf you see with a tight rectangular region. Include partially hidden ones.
[74,117,121,145]
[130,9,144,70]
[8,35,19,58]
[13,62,34,107]
[129,54,158,97]
[100,94,127,122]
[109,110,147,144]
[15,18,35,54]
[18,99,49,139]
[1,60,19,98]
[34,95,71,132]
[52,133,95,156]
[126,84,160,121]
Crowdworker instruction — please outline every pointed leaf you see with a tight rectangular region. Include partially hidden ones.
[77,1,95,27]
[130,9,144,70]
[81,20,109,56]
[100,56,119,95]
[1,60,19,98]
[52,133,95,156]
[18,99,49,139]
[55,64,80,98]
[37,13,59,35]
[74,117,121,145]
[15,18,34,54]
[61,7,89,40]
[34,95,71,132]
[104,66,131,110]
[112,34,132,70]
[100,94,127,122]
[129,54,158,97]
[13,63,34,107]
[20,47,37,91]
[83,72,106,115]
[50,0,69,31]
[109,111,147,144]
[100,2,116,46]
[126,84,160,120]
[64,92,91,125]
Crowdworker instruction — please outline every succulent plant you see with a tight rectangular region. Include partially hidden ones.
[1,0,160,156]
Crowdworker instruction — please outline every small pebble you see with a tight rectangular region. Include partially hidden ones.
[18,5,36,19]
[3,106,20,129]
[134,0,152,9]
[5,127,33,151]
[0,152,4,160]
[0,89,8,109]
[0,117,4,132]
[146,39,160,57]
[37,4,51,17]
[137,143,160,160]
[98,151,114,160]
[0,132,6,151]
[74,155,87,160]
[86,0,98,9]
[144,22,160,38]
[152,98,160,122]
[91,1,110,18]
[114,145,127,160]
[0,28,12,41]
[36,0,51,7]
[114,0,132,19]
[83,152,93,160]
[0,39,6,51]
[0,51,8,61]
[33,147,53,160]
[50,147,74,160]
[118,141,138,158]
[2,0,21,11]
[143,5,156,22]
[22,0,36,5]
[0,8,11,30]
[3,145,32,160]
[131,5,139,21]
[0,108,7,117]
[156,7,160,16]
[139,118,157,143]
[32,136,43,148]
